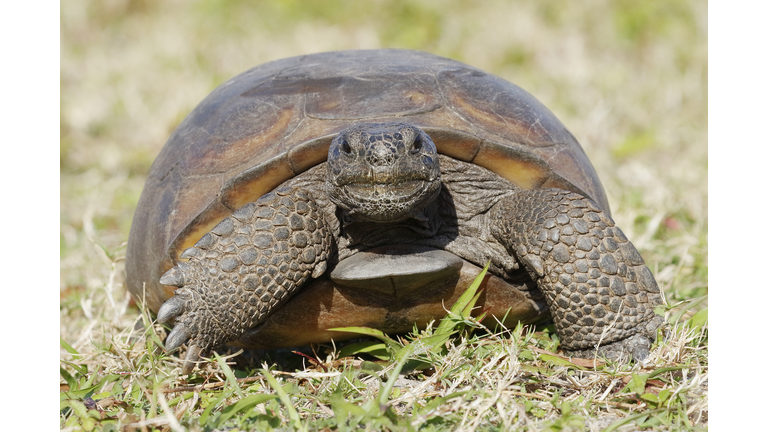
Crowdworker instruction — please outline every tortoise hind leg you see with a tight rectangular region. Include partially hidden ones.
[490,188,664,361]
[157,186,332,374]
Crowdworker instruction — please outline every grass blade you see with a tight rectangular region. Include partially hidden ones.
[60,337,81,359]
[261,368,304,431]
[435,261,489,335]
[604,409,665,432]
[668,296,708,324]
[199,388,234,426]
[218,393,278,425]
[379,344,414,406]
[328,326,402,352]
[337,341,390,360]
[215,353,245,399]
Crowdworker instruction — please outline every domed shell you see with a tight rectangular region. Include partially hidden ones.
[126,49,610,313]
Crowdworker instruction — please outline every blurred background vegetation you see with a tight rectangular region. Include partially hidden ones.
[61,0,706,338]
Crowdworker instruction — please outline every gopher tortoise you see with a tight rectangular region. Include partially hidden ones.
[126,49,664,374]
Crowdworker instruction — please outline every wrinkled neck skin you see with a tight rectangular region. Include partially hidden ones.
[325,122,442,224]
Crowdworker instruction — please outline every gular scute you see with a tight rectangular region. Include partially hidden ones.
[330,245,464,296]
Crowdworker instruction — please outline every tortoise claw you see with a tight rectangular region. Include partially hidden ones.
[181,345,202,375]
[165,324,191,352]
[159,267,185,287]
[157,295,185,324]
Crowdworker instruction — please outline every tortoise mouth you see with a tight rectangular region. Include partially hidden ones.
[330,177,441,223]
[343,180,427,203]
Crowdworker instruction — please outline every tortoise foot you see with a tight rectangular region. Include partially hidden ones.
[156,284,225,355]
[492,188,665,361]
[563,314,664,361]
[600,333,653,361]
[155,185,332,373]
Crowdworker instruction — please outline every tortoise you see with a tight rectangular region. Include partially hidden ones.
[126,49,664,374]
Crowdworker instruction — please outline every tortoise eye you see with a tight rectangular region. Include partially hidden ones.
[340,139,352,154]
[411,136,423,153]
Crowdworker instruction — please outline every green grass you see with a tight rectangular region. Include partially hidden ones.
[61,0,707,430]
[60,269,707,431]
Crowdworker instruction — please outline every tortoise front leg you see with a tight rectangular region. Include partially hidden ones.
[156,186,332,374]
[490,188,664,361]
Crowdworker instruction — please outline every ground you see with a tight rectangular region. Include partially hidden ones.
[60,1,707,430]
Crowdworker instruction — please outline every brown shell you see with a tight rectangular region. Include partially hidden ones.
[126,49,609,314]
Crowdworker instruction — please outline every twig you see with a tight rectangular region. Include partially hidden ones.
[162,368,343,394]
[163,376,263,393]
[503,390,640,410]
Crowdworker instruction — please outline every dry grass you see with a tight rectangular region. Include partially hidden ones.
[61,0,707,430]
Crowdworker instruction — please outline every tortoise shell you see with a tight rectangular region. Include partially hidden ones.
[126,49,609,339]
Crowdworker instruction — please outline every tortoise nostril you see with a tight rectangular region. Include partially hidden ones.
[411,137,423,153]
[341,140,352,154]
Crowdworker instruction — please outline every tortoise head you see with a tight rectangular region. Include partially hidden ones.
[326,123,441,223]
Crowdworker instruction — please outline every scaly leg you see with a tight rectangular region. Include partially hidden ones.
[490,188,664,361]
[156,186,332,373]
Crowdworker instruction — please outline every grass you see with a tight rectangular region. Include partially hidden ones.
[61,0,707,430]
[60,268,707,431]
